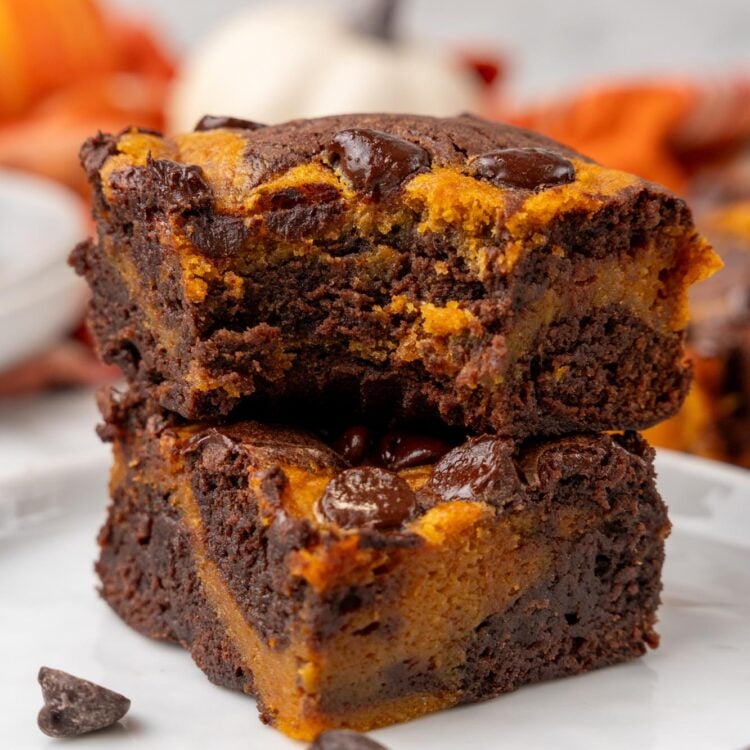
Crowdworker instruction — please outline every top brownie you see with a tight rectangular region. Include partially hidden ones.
[72,113,719,434]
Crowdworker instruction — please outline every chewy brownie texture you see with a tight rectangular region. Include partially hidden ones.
[96,388,669,740]
[72,113,719,436]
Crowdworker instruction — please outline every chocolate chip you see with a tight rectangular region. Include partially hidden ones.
[37,667,130,738]
[259,183,344,240]
[425,436,521,507]
[194,115,266,132]
[182,430,236,472]
[378,431,452,470]
[333,426,372,466]
[325,128,430,200]
[516,442,552,487]
[310,729,389,750]
[470,147,575,190]
[186,213,249,258]
[318,467,417,530]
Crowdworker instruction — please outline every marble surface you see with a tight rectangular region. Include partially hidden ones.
[0,389,106,486]
[2,449,750,749]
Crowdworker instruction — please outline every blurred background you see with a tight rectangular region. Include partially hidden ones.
[1,0,749,486]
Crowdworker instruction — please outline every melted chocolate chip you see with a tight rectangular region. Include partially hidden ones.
[378,431,452,470]
[259,183,344,240]
[516,442,555,487]
[325,128,430,200]
[194,115,266,132]
[311,730,389,750]
[334,426,372,466]
[186,213,248,258]
[318,467,417,530]
[470,147,575,190]
[37,667,130,738]
[426,437,521,507]
[182,430,236,472]
[150,158,214,209]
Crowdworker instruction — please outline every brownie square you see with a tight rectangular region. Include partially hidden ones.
[97,389,669,739]
[72,114,719,436]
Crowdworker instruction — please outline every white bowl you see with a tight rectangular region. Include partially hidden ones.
[0,170,88,370]
[0,169,86,288]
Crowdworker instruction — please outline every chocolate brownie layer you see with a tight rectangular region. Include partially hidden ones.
[97,388,669,739]
[73,113,719,434]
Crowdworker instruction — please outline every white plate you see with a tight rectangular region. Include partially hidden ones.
[0,170,88,369]
[1,450,749,750]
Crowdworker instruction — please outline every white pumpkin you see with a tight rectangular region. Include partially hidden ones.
[168,3,482,130]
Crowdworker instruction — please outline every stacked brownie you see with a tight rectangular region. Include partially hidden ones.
[73,113,719,740]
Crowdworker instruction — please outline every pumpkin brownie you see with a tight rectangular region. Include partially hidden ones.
[97,388,669,740]
[647,202,750,466]
[72,113,719,436]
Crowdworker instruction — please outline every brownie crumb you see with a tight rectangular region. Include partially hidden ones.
[311,730,389,750]
[37,667,130,738]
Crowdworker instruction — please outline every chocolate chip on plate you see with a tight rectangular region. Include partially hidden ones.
[37,667,131,738]
[317,466,417,530]
[470,147,575,190]
[310,729,389,750]
[325,128,430,200]
[194,114,266,132]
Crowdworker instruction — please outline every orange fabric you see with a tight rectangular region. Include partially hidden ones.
[501,79,750,195]
[507,84,696,192]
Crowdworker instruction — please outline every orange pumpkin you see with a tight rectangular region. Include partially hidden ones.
[0,0,111,120]
[0,0,173,192]
[0,73,171,192]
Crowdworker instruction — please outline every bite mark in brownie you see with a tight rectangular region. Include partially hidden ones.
[73,113,720,434]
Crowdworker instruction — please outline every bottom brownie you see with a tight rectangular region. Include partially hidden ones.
[96,390,669,739]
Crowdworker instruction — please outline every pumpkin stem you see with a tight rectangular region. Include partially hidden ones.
[355,0,400,42]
